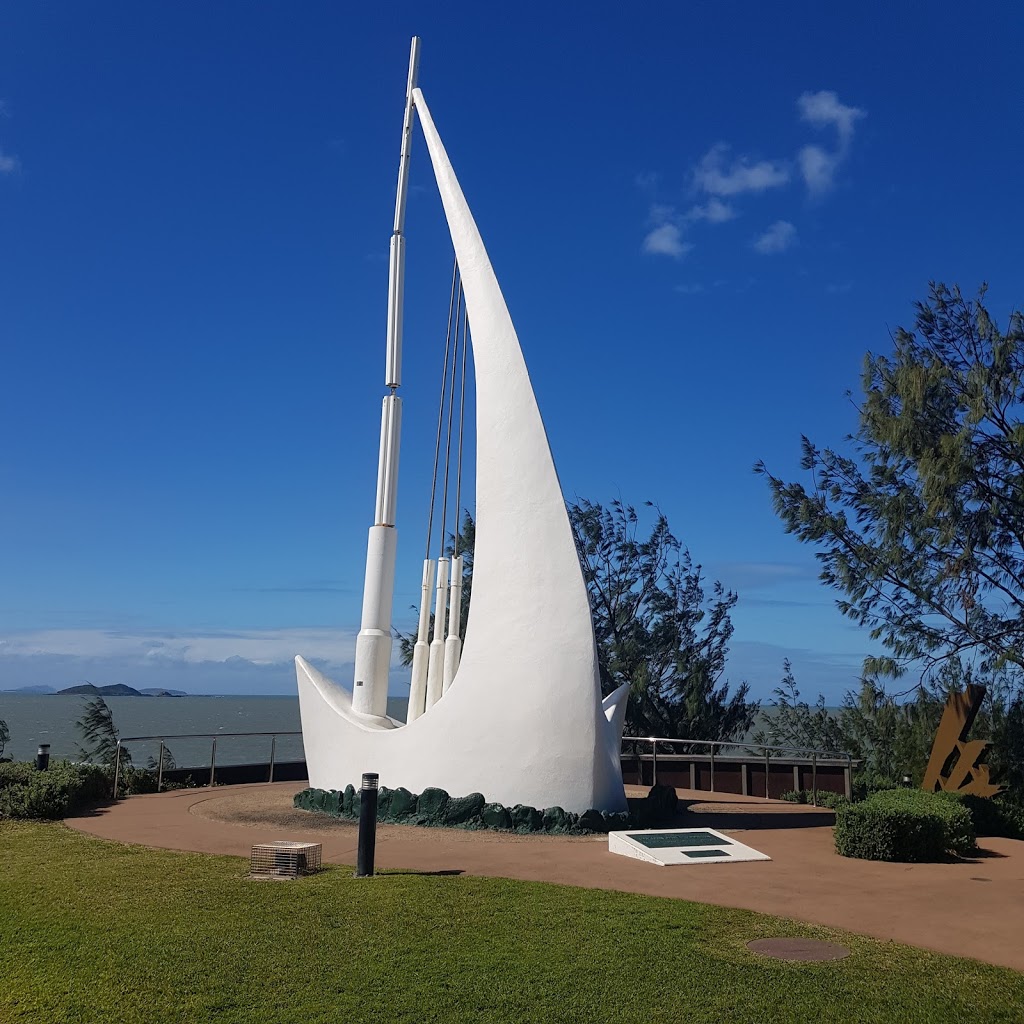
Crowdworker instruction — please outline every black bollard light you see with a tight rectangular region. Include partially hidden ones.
[354,772,380,878]
[36,744,50,771]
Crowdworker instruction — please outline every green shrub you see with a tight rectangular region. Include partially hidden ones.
[0,761,110,819]
[850,769,902,802]
[834,788,975,862]
[813,790,849,809]
[780,790,807,803]
[937,791,1024,840]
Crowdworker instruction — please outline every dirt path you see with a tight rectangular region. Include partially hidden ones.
[67,782,1024,972]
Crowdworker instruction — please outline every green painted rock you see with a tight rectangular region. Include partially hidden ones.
[376,786,393,819]
[576,809,607,833]
[542,806,571,833]
[342,784,357,817]
[416,787,450,824]
[511,804,543,833]
[644,783,678,824]
[388,787,416,820]
[293,789,311,810]
[444,792,486,827]
[323,790,341,815]
[482,802,512,830]
[602,811,630,832]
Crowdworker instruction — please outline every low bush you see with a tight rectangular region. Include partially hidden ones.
[834,788,975,862]
[937,791,1024,840]
[0,761,111,819]
[813,790,849,810]
[780,790,807,803]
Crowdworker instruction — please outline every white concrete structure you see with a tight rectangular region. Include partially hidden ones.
[295,42,628,814]
[608,829,771,866]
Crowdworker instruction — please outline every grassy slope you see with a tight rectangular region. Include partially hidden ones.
[1,822,1021,1024]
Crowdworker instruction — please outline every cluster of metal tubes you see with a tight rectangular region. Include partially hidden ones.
[407,262,469,723]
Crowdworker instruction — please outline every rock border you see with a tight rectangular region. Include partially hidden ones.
[294,782,680,835]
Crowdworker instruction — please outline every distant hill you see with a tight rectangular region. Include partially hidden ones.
[2,685,57,694]
[138,688,187,697]
[56,683,146,697]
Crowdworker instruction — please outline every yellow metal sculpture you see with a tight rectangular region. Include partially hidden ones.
[921,684,1001,798]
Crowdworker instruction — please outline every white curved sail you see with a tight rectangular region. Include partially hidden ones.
[295,79,626,814]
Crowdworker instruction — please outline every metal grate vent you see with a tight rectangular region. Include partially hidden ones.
[250,841,322,879]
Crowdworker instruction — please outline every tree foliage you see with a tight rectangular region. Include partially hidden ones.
[398,501,756,741]
[752,659,846,753]
[0,719,9,759]
[76,695,129,767]
[757,283,1024,682]
[568,498,756,740]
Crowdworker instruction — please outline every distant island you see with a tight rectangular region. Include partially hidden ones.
[53,684,186,698]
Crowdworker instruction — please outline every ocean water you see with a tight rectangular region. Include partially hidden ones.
[0,694,306,767]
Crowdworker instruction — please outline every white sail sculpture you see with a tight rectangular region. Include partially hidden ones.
[295,39,628,814]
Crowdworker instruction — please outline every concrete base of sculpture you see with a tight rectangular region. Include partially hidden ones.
[296,657,628,814]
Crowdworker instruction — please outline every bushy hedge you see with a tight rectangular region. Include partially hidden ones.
[780,790,848,808]
[0,761,111,819]
[938,791,1024,841]
[295,782,680,835]
[834,788,975,862]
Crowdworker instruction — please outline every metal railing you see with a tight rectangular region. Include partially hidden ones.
[621,736,856,802]
[110,729,855,803]
[112,731,302,799]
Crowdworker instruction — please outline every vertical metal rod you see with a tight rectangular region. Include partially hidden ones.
[845,753,853,800]
[355,772,380,877]
[811,752,818,806]
[651,738,657,787]
[112,741,122,799]
[269,736,277,783]
[157,740,165,792]
[765,749,771,800]
[209,737,217,788]
[709,743,715,793]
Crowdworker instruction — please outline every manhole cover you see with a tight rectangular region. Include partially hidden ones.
[747,938,850,962]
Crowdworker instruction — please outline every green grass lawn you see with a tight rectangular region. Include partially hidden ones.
[1,822,1021,1024]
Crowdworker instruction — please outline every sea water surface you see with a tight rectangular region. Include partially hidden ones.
[0,694,306,767]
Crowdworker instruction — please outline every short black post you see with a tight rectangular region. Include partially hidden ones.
[354,772,379,878]
[35,744,50,771]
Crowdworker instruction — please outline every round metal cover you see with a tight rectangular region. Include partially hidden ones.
[746,937,850,962]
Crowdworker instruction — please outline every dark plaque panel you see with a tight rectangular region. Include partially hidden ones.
[633,831,733,849]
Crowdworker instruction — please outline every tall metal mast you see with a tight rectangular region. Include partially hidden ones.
[352,36,421,717]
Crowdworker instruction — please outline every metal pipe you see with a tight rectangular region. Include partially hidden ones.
[709,743,715,793]
[385,36,421,388]
[269,736,276,784]
[157,740,165,792]
[209,737,217,788]
[355,772,380,877]
[650,737,657,787]
[425,557,449,707]
[811,752,818,806]
[765,749,771,800]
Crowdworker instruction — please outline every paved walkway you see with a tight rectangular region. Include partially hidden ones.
[67,782,1024,971]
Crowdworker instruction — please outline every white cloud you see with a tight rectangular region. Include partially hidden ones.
[642,223,691,258]
[673,282,705,295]
[796,90,865,195]
[0,626,359,668]
[798,90,866,145]
[686,197,737,223]
[752,220,797,254]
[0,149,18,174]
[694,143,790,197]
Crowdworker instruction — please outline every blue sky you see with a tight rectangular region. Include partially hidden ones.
[2,2,1022,699]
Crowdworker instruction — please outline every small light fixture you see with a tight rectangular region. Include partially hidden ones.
[36,744,51,771]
